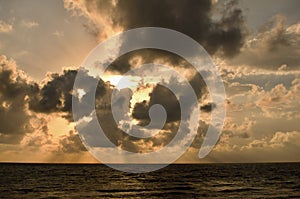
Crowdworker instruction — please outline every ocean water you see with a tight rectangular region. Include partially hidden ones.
[0,163,299,198]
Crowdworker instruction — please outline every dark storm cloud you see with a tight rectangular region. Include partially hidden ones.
[115,0,244,72]
[131,75,213,124]
[0,56,38,144]
[29,69,108,121]
[0,56,110,145]
[67,0,246,73]
[200,102,216,112]
[114,0,245,57]
[132,84,181,123]
[0,56,210,153]
[29,70,78,114]
[0,56,213,154]
[131,100,150,122]
[84,86,181,153]
[108,49,190,73]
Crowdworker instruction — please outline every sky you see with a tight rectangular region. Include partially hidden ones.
[0,0,299,163]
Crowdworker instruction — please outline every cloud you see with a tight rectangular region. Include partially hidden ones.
[0,20,13,33]
[256,80,300,119]
[0,55,185,154]
[269,131,300,148]
[209,63,300,160]
[0,55,37,144]
[53,30,64,37]
[230,15,300,70]
[28,69,108,121]
[64,0,246,60]
[132,84,180,123]
[131,72,211,125]
[0,56,104,158]
[28,70,78,116]
[20,117,54,149]
[197,130,300,163]
[58,130,87,153]
[241,131,300,151]
[107,49,191,74]
[222,117,254,139]
[20,20,39,29]
[0,56,110,147]
[61,0,235,155]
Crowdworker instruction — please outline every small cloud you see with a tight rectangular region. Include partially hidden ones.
[21,20,39,29]
[53,30,64,37]
[278,64,288,71]
[0,20,13,33]
[200,103,216,113]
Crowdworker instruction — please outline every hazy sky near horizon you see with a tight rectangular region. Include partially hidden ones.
[0,0,299,163]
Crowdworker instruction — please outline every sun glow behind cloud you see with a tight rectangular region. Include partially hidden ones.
[102,75,140,90]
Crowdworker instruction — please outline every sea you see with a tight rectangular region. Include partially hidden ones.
[0,163,299,198]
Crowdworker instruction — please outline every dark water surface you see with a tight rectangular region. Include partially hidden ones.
[0,163,299,198]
